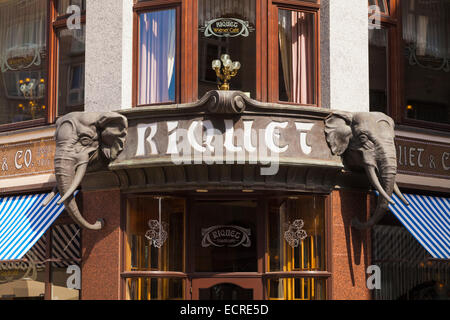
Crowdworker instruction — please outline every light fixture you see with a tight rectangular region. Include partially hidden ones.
[407,105,413,110]
[17,77,46,119]
[196,189,209,193]
[242,189,254,193]
[212,54,241,91]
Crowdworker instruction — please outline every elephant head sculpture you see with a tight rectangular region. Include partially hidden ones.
[325,111,409,230]
[42,112,128,230]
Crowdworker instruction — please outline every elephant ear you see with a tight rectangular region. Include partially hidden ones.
[96,113,128,161]
[324,111,353,156]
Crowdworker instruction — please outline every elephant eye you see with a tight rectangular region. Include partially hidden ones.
[359,134,369,143]
[79,135,93,146]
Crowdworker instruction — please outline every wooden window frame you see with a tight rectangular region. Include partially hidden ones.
[0,0,86,133]
[132,0,186,107]
[267,0,321,107]
[372,0,450,132]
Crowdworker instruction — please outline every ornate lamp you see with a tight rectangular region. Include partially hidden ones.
[212,54,241,91]
[18,77,46,119]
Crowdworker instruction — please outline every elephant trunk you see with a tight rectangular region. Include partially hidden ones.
[55,159,104,230]
[352,166,396,230]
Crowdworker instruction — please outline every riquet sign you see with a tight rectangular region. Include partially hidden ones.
[200,17,255,38]
[201,225,251,248]
[0,138,55,180]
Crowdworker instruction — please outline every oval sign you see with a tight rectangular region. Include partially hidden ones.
[201,18,254,38]
[0,253,37,284]
[201,225,251,248]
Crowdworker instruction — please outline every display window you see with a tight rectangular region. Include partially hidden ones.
[0,0,86,131]
[123,194,330,300]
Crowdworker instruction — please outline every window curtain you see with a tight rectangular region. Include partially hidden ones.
[278,11,315,104]
[0,0,47,72]
[402,0,450,58]
[139,9,176,105]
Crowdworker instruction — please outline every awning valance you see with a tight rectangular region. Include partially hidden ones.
[388,193,450,259]
[0,192,69,261]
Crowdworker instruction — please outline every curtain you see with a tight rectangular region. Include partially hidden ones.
[278,10,315,104]
[139,9,176,105]
[402,0,450,58]
[0,0,47,72]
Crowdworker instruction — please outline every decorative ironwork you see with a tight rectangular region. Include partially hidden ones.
[405,44,450,72]
[145,220,168,249]
[284,219,308,248]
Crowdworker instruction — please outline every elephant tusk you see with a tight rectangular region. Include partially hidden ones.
[42,187,58,207]
[394,183,410,206]
[57,161,88,205]
[365,166,395,205]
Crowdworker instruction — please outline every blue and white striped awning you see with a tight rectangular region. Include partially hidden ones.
[388,193,450,259]
[0,192,70,261]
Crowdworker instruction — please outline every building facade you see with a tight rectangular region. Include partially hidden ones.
[0,0,448,300]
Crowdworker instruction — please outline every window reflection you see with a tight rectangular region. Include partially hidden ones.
[138,9,176,105]
[127,197,185,272]
[0,0,47,125]
[268,196,325,272]
[268,278,326,300]
[369,28,389,114]
[126,278,184,300]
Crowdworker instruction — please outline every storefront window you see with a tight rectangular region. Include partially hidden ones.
[268,196,325,272]
[402,0,450,125]
[194,200,258,272]
[0,0,48,125]
[198,0,256,98]
[278,9,316,105]
[57,26,85,116]
[138,9,177,105]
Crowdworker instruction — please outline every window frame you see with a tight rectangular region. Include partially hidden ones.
[268,0,321,107]
[0,0,86,132]
[371,0,450,132]
[132,0,183,107]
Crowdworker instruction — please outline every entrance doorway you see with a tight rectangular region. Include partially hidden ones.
[189,199,263,300]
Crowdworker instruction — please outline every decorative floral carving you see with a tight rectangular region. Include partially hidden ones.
[284,219,308,248]
[145,220,168,248]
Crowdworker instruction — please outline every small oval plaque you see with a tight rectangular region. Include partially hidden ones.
[201,225,251,248]
[201,18,254,38]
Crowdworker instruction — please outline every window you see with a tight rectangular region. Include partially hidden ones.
[124,195,328,300]
[198,0,257,98]
[0,0,48,127]
[267,196,327,300]
[125,197,186,300]
[269,1,319,106]
[133,2,179,106]
[133,0,319,105]
[0,0,86,131]
[401,0,450,126]
[368,0,450,130]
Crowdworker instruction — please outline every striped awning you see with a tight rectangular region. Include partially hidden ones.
[0,192,71,261]
[388,193,450,259]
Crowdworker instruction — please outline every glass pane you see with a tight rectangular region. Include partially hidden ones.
[0,237,46,300]
[57,26,85,116]
[0,0,48,125]
[402,0,450,125]
[198,0,256,98]
[268,278,326,300]
[369,28,389,114]
[138,9,176,104]
[58,0,86,15]
[126,278,184,300]
[199,283,253,300]
[51,224,81,300]
[278,10,316,104]
[268,196,325,272]
[127,197,185,272]
[194,200,258,272]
